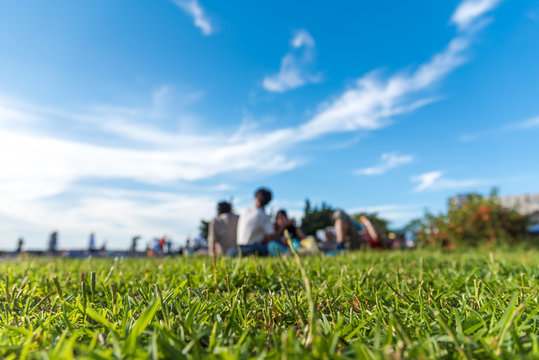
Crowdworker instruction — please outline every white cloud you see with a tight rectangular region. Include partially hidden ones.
[356,152,414,175]
[411,171,484,192]
[296,37,468,140]
[1,185,216,250]
[458,115,539,141]
[291,30,315,48]
[0,0,501,249]
[451,0,500,30]
[507,116,539,129]
[263,30,322,93]
[296,0,499,140]
[0,96,302,248]
[172,0,213,36]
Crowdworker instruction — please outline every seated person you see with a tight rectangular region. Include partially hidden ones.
[332,209,362,250]
[358,215,389,249]
[208,201,239,256]
[267,209,305,256]
[229,187,282,257]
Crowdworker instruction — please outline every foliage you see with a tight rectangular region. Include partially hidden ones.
[300,199,334,236]
[199,219,209,239]
[0,250,538,358]
[417,189,529,247]
[401,218,423,233]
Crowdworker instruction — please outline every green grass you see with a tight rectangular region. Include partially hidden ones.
[0,249,538,359]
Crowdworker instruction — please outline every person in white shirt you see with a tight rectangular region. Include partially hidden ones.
[228,187,282,257]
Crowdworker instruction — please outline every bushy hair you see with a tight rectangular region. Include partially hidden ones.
[255,187,272,207]
[217,201,232,215]
[276,209,287,218]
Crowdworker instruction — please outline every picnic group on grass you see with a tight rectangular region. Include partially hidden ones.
[7,186,395,257]
[209,187,390,258]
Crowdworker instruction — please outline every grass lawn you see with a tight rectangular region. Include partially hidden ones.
[0,248,538,359]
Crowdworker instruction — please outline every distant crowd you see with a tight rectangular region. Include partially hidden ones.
[208,187,392,257]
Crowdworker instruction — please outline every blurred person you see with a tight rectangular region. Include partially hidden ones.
[158,236,166,252]
[267,209,305,256]
[185,237,193,255]
[130,235,141,253]
[145,243,151,257]
[208,201,239,256]
[317,226,339,253]
[88,233,96,253]
[405,230,416,248]
[229,187,281,257]
[48,231,58,254]
[332,209,362,251]
[153,238,160,255]
[358,215,389,249]
[16,237,24,254]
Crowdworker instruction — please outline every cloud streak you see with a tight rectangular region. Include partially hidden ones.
[411,171,484,192]
[0,0,501,247]
[506,116,539,129]
[263,30,322,93]
[451,0,500,30]
[458,115,539,142]
[295,0,500,141]
[356,152,414,176]
[172,0,213,35]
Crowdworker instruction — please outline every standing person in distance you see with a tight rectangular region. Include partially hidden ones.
[16,237,24,254]
[88,233,96,253]
[48,231,58,254]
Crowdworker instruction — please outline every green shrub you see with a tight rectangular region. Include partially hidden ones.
[418,189,528,247]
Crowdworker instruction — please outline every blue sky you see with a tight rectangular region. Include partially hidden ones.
[1,0,538,250]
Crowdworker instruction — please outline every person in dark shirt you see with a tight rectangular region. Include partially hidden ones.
[48,231,58,254]
[267,209,305,256]
[16,237,24,254]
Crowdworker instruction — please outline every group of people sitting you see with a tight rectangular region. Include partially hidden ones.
[208,187,388,257]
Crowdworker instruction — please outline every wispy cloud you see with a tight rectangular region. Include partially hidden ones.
[0,94,302,247]
[172,0,213,36]
[297,38,467,139]
[263,30,322,93]
[458,115,539,142]
[451,0,500,30]
[296,0,498,141]
[411,171,484,192]
[506,116,539,129]
[0,0,501,247]
[355,152,414,176]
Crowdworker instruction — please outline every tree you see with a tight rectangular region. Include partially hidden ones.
[199,219,209,239]
[301,199,334,236]
[401,218,423,233]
